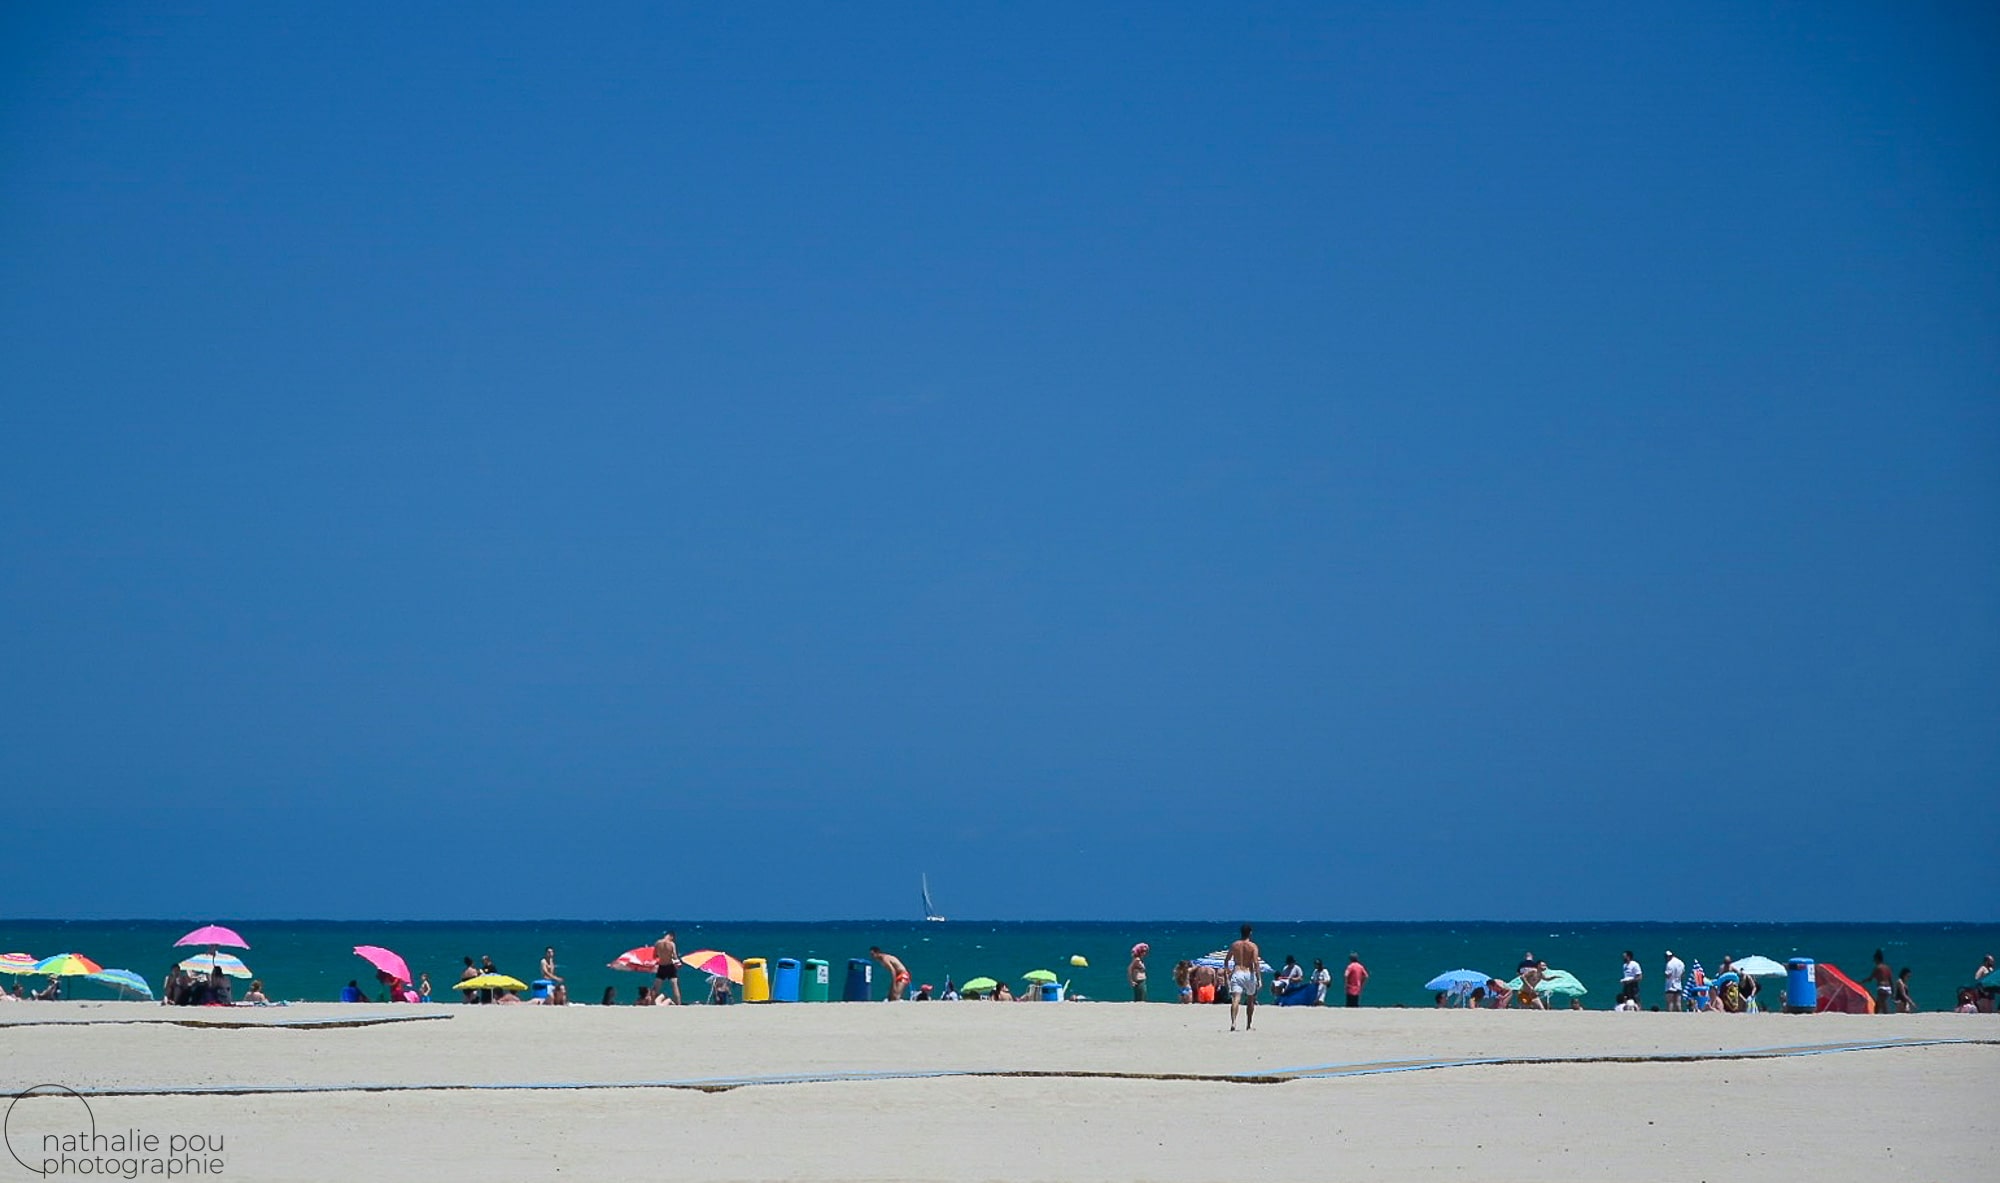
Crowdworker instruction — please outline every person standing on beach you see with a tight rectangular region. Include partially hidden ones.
[1128,944,1149,1003]
[1226,925,1261,1032]
[1344,953,1369,1007]
[1870,949,1894,1015]
[869,947,911,1000]
[654,931,682,1004]
[1312,959,1332,1006]
[1663,951,1685,1011]
[458,956,479,1004]
[1619,951,1641,1005]
[540,947,562,986]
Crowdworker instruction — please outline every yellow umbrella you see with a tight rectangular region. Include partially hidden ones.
[456,973,528,993]
[678,950,745,984]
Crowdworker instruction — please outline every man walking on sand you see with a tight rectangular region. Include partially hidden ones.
[870,947,911,1000]
[1226,924,1261,1032]
[653,930,682,1005]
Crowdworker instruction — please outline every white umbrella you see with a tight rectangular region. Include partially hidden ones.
[1732,955,1789,977]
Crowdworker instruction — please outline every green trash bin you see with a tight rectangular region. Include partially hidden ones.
[802,958,831,1003]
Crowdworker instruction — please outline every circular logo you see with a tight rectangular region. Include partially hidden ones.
[5,1085,95,1177]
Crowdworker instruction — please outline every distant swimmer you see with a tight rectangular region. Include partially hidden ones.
[1226,924,1261,1032]
[870,947,911,1000]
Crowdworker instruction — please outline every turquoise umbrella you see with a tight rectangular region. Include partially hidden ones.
[87,969,154,999]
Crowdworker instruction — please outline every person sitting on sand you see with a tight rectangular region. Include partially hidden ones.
[634,985,652,1005]
[1275,955,1303,997]
[34,977,62,1001]
[244,979,270,1005]
[340,980,366,1003]
[869,948,911,1001]
[995,982,1013,1001]
[494,990,522,1005]
[601,986,617,1006]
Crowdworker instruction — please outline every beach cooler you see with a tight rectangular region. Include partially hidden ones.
[803,959,830,1002]
[743,958,771,1003]
[843,959,873,1001]
[1041,981,1063,1002]
[1786,958,1817,1013]
[772,958,801,1002]
[529,979,555,1002]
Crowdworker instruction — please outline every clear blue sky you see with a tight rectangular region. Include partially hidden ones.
[3,3,1995,921]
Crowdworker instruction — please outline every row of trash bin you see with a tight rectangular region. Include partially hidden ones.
[738,958,876,1002]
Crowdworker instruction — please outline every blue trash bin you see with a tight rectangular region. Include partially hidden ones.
[773,958,801,1003]
[528,979,554,1002]
[1785,959,1816,1013]
[843,958,873,1001]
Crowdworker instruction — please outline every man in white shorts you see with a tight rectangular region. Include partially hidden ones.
[1226,924,1261,1032]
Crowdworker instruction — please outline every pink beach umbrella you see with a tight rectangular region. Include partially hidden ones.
[353,945,412,986]
[175,925,249,950]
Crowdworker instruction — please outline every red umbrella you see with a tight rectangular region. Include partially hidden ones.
[608,946,659,973]
[175,925,248,950]
[354,945,412,985]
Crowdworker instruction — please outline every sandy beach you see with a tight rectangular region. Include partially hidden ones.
[2,1002,1991,1181]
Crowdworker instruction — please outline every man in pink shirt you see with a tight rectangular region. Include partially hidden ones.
[1343,953,1369,1007]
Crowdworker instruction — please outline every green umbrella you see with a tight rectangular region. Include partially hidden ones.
[1505,969,1587,997]
[1022,970,1058,984]
[960,977,998,994]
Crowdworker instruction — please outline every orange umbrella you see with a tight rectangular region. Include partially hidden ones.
[678,949,744,983]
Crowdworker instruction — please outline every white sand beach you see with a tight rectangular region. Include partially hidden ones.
[2,1003,1991,1181]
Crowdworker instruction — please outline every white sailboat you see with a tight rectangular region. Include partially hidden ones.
[921,873,946,922]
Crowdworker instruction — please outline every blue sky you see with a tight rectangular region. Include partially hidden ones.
[3,3,1995,920]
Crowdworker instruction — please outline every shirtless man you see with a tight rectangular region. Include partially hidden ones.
[653,930,682,1004]
[1225,924,1261,1032]
[869,947,911,1000]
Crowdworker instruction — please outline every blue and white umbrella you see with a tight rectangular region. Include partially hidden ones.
[87,969,154,999]
[1191,950,1274,973]
[1425,969,1492,994]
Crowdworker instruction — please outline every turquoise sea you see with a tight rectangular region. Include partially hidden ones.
[5,920,1995,1013]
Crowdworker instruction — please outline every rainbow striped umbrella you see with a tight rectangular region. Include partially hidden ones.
[35,953,103,977]
[0,953,40,975]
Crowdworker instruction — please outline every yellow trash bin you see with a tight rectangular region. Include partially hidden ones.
[743,957,771,1003]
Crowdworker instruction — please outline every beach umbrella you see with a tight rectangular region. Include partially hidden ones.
[1504,969,1587,997]
[1425,969,1492,993]
[678,950,744,984]
[1023,969,1058,984]
[87,970,154,999]
[353,946,411,986]
[1070,955,1089,967]
[1192,950,1274,973]
[959,977,998,994]
[456,974,528,993]
[179,952,252,979]
[1981,969,2000,990]
[1732,955,1788,977]
[0,953,40,975]
[174,925,248,950]
[608,947,660,973]
[35,953,104,978]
